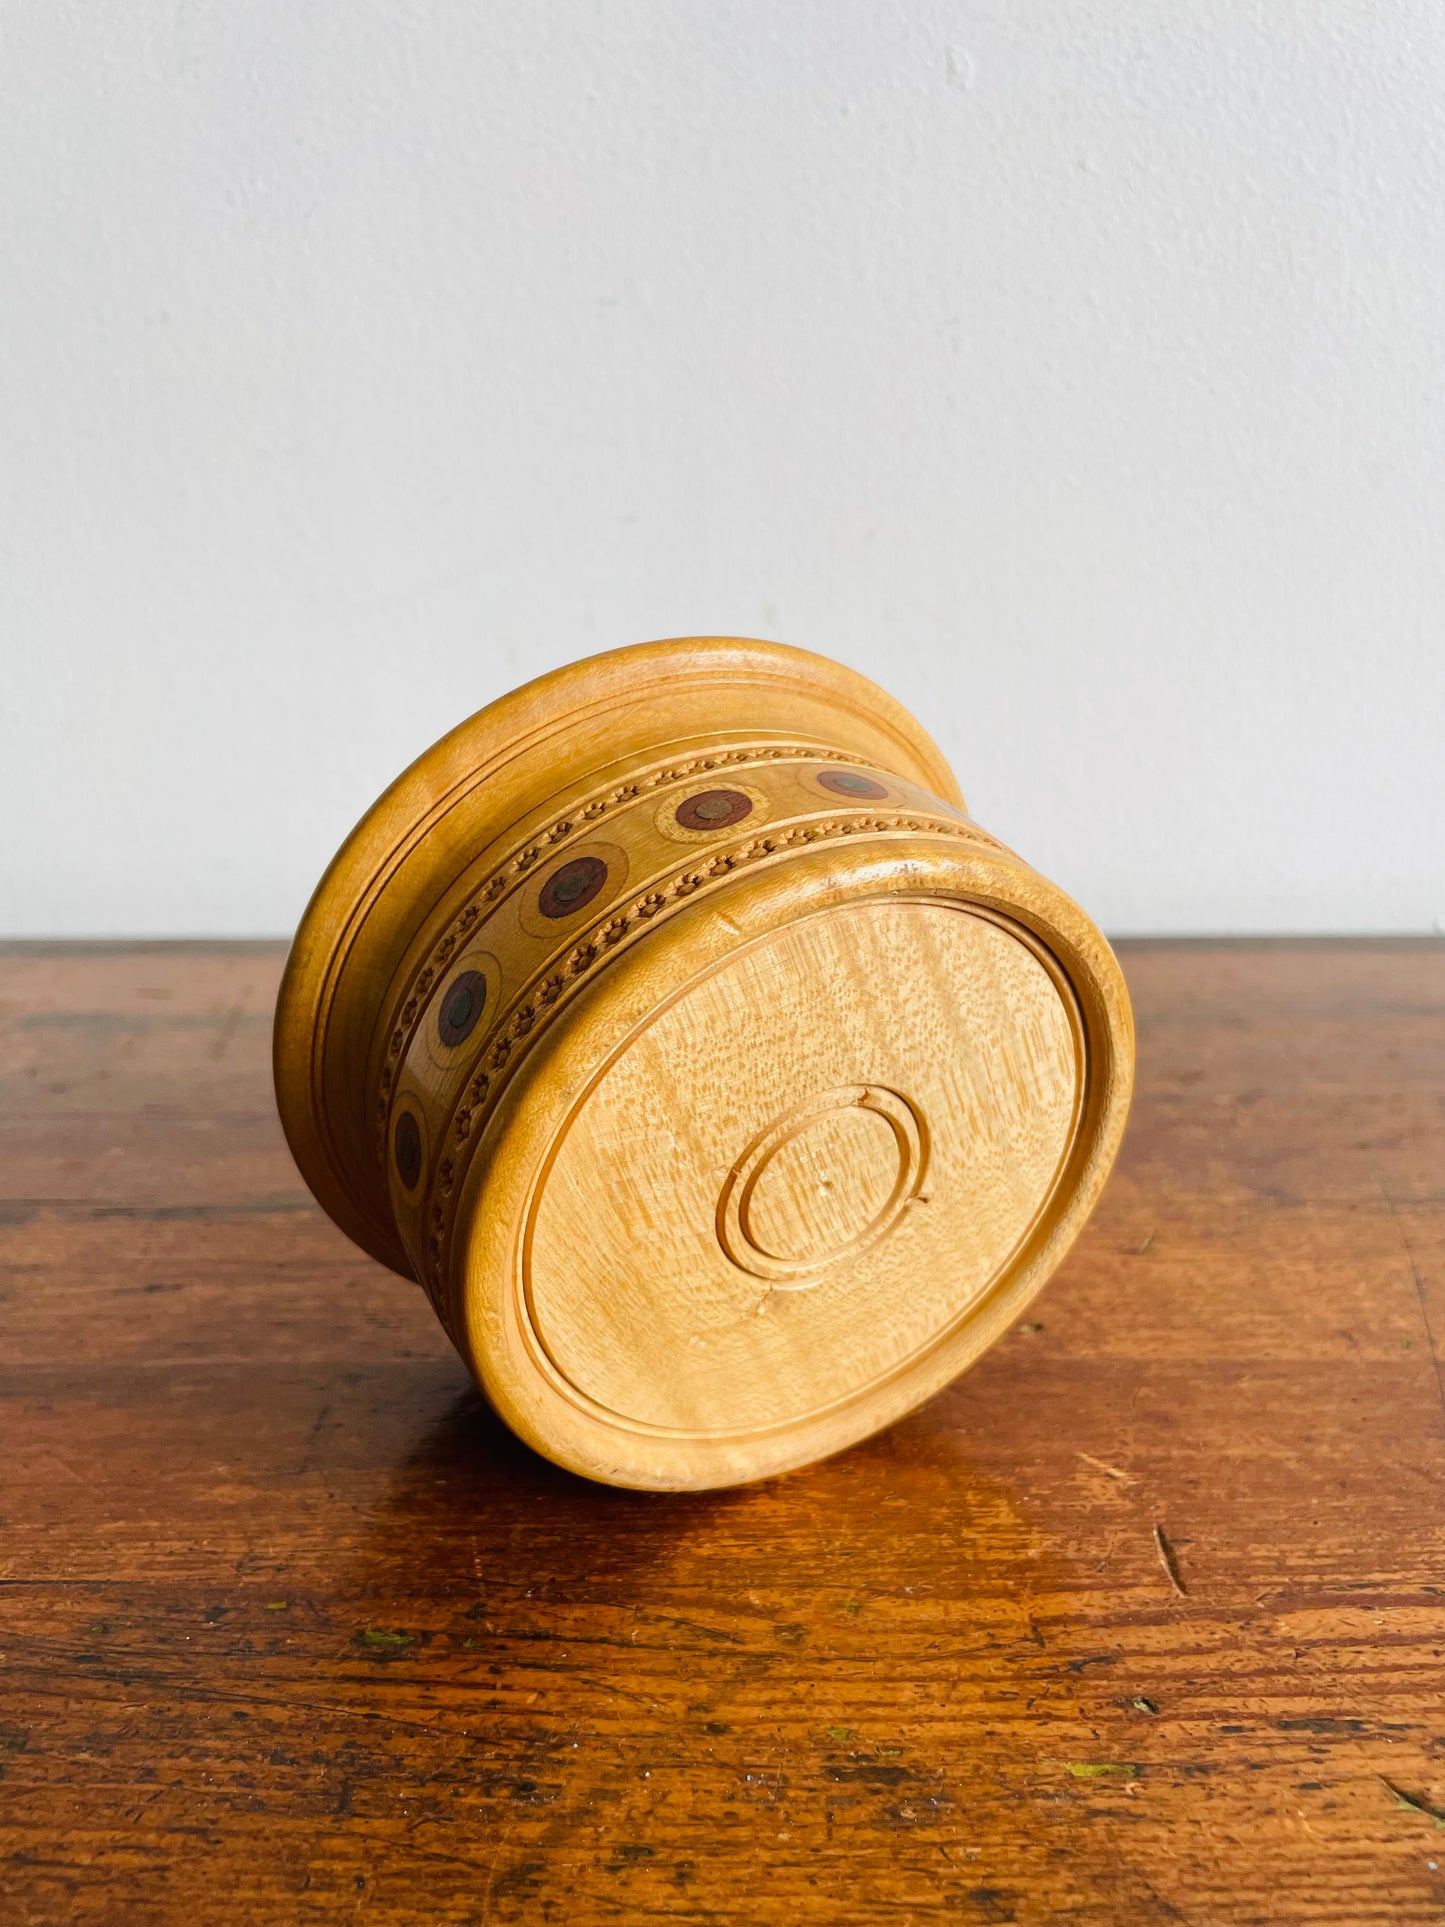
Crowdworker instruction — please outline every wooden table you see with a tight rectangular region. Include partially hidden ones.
[2,940,1443,1925]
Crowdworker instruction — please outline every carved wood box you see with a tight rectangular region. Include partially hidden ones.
[274,637,1132,1489]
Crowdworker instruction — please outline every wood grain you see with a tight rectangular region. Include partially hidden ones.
[520,901,1077,1437]
[2,939,1444,1924]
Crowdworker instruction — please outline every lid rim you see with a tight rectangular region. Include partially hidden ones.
[450,836,1133,1490]
[273,638,965,1277]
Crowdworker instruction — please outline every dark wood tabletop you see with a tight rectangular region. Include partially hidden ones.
[2,939,1443,1925]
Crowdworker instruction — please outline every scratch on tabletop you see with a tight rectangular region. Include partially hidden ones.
[1078,1452,1135,1484]
[208,1001,246,1062]
[1377,1177,1445,1433]
[1153,1524,1187,1597]
[1382,1777,1445,1828]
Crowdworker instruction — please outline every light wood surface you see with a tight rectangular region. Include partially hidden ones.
[480,895,1085,1486]
[274,638,1133,1487]
[2,939,1443,1924]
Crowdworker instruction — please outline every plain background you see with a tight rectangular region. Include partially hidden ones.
[2,2,1441,938]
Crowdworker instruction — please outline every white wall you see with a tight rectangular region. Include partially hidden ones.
[3,2,1442,937]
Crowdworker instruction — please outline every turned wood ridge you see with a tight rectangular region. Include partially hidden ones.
[274,637,1134,1489]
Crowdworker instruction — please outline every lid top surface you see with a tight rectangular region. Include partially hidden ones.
[520,897,1081,1439]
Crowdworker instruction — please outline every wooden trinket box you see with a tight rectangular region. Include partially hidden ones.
[275,637,1132,1489]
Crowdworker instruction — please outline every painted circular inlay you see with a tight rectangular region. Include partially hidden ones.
[437,969,488,1048]
[716,1085,927,1285]
[675,788,754,832]
[818,768,889,801]
[538,855,609,920]
[393,1110,422,1190]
